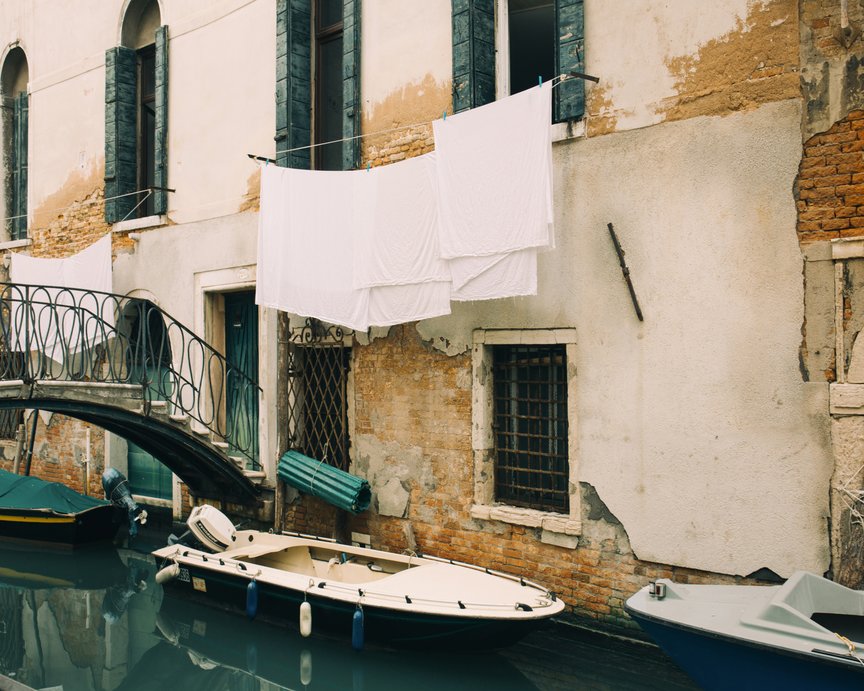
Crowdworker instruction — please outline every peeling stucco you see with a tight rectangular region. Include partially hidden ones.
[353,433,436,518]
[661,0,798,122]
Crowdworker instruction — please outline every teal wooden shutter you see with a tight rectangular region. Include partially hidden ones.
[105,46,138,223]
[153,26,169,214]
[451,0,494,113]
[555,0,584,122]
[275,0,311,169]
[342,0,361,170]
[11,92,27,240]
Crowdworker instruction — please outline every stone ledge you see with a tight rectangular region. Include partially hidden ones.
[471,503,582,541]
[830,382,864,414]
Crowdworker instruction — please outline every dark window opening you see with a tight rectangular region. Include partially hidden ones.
[508,0,555,95]
[287,334,351,471]
[492,344,569,513]
[137,45,156,218]
[314,0,344,171]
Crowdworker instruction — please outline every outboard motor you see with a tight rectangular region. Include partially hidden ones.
[102,468,148,536]
[186,505,237,552]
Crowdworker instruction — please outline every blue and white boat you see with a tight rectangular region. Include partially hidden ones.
[625,571,864,690]
[152,505,564,650]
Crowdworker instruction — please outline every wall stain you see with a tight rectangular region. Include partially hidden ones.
[239,167,261,214]
[661,0,799,122]
[360,74,450,164]
[585,82,619,137]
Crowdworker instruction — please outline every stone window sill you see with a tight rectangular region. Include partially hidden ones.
[0,238,32,251]
[471,503,581,547]
[112,214,167,234]
[552,119,585,144]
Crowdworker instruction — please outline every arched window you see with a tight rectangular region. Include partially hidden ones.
[105,0,168,223]
[1,47,29,241]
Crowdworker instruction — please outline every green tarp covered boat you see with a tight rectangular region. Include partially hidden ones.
[0,468,121,547]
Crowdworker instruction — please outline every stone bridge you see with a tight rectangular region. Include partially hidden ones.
[0,283,263,505]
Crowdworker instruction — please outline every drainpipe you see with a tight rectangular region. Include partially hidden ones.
[23,409,37,476]
[83,428,91,496]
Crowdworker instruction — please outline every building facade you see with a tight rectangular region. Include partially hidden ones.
[0,0,861,633]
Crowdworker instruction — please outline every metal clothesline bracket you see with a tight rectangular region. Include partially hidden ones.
[607,222,644,322]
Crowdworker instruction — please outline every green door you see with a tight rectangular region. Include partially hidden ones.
[126,303,173,500]
[224,292,259,466]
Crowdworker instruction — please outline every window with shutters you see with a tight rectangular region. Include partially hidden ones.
[1,47,28,242]
[471,329,581,539]
[275,0,360,171]
[105,0,168,224]
[452,0,585,122]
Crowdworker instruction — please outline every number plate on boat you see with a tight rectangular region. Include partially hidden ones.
[192,577,207,593]
[178,567,190,583]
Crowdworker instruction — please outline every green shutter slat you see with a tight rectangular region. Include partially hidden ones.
[153,25,169,214]
[11,92,28,240]
[451,0,494,113]
[104,46,138,223]
[555,0,584,122]
[342,0,361,170]
[275,0,311,169]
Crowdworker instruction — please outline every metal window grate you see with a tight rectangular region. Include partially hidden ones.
[286,320,351,471]
[492,344,569,513]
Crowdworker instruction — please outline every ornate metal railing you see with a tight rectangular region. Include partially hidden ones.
[0,283,262,469]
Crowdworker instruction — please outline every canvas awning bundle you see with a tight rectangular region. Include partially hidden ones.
[277,450,371,514]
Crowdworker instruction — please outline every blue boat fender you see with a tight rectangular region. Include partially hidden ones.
[246,579,259,620]
[300,600,312,637]
[352,605,365,651]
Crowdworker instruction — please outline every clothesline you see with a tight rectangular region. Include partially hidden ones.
[253,71,597,161]
[0,187,169,225]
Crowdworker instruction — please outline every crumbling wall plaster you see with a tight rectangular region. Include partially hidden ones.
[585,0,797,135]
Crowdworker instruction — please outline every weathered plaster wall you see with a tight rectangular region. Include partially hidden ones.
[359,0,450,166]
[801,0,864,138]
[585,0,798,135]
[413,99,831,578]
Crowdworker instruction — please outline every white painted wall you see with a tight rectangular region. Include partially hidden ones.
[0,0,274,225]
[419,100,831,577]
[361,0,451,107]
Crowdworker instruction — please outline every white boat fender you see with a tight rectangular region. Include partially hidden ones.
[155,562,180,585]
[300,649,312,686]
[300,600,312,637]
[352,604,365,651]
[246,579,259,620]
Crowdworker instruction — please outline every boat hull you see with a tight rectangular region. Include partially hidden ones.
[160,559,551,650]
[626,606,864,691]
[0,505,121,548]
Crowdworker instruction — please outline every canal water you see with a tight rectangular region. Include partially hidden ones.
[0,541,698,690]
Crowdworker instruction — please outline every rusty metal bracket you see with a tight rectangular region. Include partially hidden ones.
[607,223,644,322]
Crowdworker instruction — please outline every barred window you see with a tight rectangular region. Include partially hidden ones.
[492,344,569,513]
[286,320,351,471]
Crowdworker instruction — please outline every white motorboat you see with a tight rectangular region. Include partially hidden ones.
[152,505,564,650]
[625,571,864,690]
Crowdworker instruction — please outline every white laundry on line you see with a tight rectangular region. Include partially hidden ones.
[432,81,554,261]
[256,165,371,332]
[8,234,115,358]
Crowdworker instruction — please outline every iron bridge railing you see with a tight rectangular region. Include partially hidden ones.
[0,283,262,470]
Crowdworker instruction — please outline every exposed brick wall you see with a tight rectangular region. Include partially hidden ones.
[797,110,864,244]
[361,124,434,169]
[281,325,756,634]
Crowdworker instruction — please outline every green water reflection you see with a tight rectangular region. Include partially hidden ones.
[0,544,696,690]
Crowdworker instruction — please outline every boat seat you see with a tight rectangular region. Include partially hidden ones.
[220,544,317,577]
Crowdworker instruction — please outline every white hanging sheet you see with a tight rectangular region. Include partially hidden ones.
[368,281,452,326]
[8,234,115,358]
[256,165,371,332]
[450,248,537,302]
[432,81,554,260]
[353,152,450,288]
